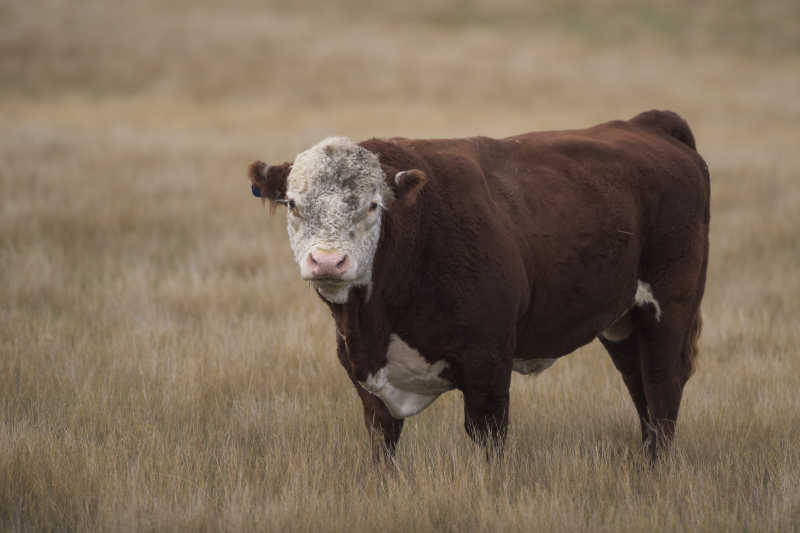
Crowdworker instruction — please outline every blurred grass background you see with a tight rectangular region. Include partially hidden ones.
[1,1,799,531]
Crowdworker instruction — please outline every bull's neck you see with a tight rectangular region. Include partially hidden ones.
[327,286,386,382]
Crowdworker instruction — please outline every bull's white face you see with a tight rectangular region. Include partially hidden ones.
[285,137,393,304]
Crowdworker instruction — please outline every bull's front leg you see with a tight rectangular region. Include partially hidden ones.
[355,385,404,462]
[460,352,512,457]
[336,334,403,463]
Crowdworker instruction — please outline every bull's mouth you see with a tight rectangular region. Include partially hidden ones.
[306,275,350,282]
[309,278,352,287]
[311,278,354,304]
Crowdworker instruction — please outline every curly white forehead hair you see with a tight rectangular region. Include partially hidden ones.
[290,137,388,192]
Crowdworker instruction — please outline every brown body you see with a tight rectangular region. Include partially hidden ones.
[251,110,710,460]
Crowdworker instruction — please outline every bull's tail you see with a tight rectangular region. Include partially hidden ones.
[630,109,696,150]
[685,310,703,377]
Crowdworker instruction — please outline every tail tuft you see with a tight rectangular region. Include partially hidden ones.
[630,109,696,150]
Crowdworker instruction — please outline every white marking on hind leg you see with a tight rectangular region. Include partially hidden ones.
[635,280,662,321]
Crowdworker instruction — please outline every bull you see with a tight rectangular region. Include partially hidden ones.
[248,110,709,461]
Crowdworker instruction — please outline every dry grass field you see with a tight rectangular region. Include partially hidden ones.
[2,1,800,531]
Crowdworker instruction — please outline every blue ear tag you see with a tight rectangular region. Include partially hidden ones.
[251,184,262,198]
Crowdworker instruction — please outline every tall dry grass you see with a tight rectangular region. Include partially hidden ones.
[2,1,799,531]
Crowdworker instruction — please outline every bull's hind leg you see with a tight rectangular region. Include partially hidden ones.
[601,285,703,459]
[598,323,651,445]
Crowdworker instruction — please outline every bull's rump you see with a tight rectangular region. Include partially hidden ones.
[513,120,706,356]
[505,121,707,356]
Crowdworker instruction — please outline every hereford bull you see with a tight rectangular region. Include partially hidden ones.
[248,110,709,461]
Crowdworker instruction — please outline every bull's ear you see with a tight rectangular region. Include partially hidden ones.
[391,169,427,205]
[248,161,291,212]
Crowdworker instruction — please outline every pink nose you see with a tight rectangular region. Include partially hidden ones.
[307,250,349,278]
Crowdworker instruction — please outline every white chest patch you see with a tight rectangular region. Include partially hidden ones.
[512,358,556,375]
[359,334,453,419]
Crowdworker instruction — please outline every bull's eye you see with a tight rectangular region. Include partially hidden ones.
[368,201,379,212]
[286,198,301,218]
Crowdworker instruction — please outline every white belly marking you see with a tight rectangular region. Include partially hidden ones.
[512,358,556,375]
[359,334,453,419]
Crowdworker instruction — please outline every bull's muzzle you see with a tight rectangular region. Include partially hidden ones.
[305,248,351,280]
